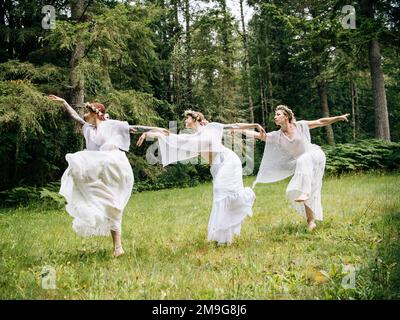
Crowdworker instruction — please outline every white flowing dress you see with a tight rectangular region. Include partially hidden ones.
[253,121,326,220]
[157,122,255,244]
[59,120,134,237]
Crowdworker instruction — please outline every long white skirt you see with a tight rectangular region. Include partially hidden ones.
[59,150,134,237]
[286,146,326,221]
[208,148,255,244]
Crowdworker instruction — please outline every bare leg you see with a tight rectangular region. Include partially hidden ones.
[305,204,316,231]
[111,230,124,257]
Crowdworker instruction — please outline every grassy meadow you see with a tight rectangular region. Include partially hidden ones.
[0,172,399,299]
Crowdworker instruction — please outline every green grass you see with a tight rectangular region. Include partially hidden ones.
[1,172,399,299]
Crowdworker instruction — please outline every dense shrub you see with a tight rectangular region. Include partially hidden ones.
[322,139,400,174]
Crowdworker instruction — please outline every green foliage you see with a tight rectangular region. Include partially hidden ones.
[189,6,246,123]
[0,60,66,84]
[247,0,399,144]
[0,80,59,136]
[47,3,160,94]
[38,183,66,209]
[322,139,400,174]
[0,186,39,206]
[0,79,82,193]
[133,165,205,192]
[0,183,64,208]
[97,89,167,126]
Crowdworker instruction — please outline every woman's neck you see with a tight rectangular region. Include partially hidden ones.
[193,122,203,132]
[280,121,292,133]
[94,118,102,127]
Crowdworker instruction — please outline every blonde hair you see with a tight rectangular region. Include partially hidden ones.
[275,104,295,123]
[184,110,209,126]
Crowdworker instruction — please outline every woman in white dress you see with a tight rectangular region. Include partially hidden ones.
[49,95,167,257]
[235,105,349,231]
[136,110,265,245]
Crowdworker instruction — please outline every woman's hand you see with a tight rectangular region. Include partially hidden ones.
[156,128,170,136]
[257,124,266,135]
[130,127,137,133]
[229,128,237,135]
[136,133,147,147]
[145,127,170,135]
[339,114,350,122]
[48,95,66,103]
[260,129,266,140]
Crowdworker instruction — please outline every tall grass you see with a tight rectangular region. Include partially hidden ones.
[0,172,399,299]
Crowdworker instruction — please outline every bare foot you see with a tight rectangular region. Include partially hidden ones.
[307,221,317,231]
[112,246,125,258]
[295,194,309,202]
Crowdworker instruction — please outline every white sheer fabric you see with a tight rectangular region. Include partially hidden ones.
[59,119,134,237]
[208,147,255,243]
[157,122,255,244]
[254,121,326,220]
[158,122,225,166]
[83,119,131,152]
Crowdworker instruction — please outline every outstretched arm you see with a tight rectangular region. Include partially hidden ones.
[129,125,170,135]
[230,128,267,142]
[225,122,266,141]
[136,129,170,147]
[224,122,266,134]
[48,95,86,126]
[307,114,350,129]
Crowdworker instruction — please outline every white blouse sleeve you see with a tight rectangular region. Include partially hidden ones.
[99,120,131,152]
[157,122,225,167]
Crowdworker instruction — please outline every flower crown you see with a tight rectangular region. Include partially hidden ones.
[184,110,202,121]
[85,102,104,117]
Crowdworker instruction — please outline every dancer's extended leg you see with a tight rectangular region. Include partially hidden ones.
[111,230,124,257]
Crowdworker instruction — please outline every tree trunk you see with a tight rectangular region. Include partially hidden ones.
[351,80,356,140]
[355,81,360,135]
[183,0,192,106]
[257,54,266,127]
[266,59,273,119]
[69,0,87,115]
[171,0,181,106]
[239,0,254,122]
[368,39,390,140]
[360,0,390,141]
[5,0,15,60]
[0,0,6,61]
[318,81,335,145]
[219,0,231,68]
[262,16,273,125]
